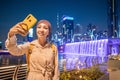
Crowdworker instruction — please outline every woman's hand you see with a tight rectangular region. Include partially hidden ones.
[8,22,29,38]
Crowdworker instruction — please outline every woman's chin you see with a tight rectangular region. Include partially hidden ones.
[38,36,46,39]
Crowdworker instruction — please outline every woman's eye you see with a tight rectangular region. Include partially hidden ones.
[37,26,41,28]
[44,27,48,29]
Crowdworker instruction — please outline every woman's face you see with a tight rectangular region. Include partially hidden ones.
[36,23,49,39]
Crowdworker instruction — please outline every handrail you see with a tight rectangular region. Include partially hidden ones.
[17,64,27,80]
[0,64,27,80]
[0,65,16,80]
[13,65,21,80]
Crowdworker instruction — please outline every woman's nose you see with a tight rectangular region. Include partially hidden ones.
[39,28,44,32]
[39,27,43,30]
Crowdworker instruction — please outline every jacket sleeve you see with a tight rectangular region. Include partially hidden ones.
[5,35,29,56]
[53,46,60,80]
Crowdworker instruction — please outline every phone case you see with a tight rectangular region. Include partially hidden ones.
[22,14,37,30]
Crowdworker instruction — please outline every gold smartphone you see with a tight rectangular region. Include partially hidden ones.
[22,14,37,30]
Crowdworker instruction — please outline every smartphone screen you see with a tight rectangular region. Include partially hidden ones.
[22,14,37,30]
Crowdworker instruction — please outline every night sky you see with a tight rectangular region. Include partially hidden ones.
[0,0,120,46]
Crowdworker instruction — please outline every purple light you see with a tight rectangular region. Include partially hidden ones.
[60,39,120,70]
[61,39,109,70]
[65,42,80,54]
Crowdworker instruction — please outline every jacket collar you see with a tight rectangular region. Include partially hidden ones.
[30,39,51,48]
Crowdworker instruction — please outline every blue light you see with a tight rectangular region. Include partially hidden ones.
[28,28,33,37]
[63,16,74,21]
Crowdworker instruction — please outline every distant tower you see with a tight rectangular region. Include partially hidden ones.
[74,24,82,34]
[56,13,62,35]
[57,13,60,29]
[27,28,33,42]
[107,0,118,38]
[62,16,74,43]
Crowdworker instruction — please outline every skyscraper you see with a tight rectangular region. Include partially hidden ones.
[62,16,74,43]
[107,0,119,38]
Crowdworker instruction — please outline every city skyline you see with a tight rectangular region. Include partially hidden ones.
[0,0,120,46]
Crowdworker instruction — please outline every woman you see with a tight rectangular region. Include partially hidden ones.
[5,20,59,80]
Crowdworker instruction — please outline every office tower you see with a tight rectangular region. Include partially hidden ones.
[107,0,119,38]
[62,16,74,43]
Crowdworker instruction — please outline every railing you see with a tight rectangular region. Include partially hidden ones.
[0,64,27,80]
[16,64,27,80]
[0,65,16,80]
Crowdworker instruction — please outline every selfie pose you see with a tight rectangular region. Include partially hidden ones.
[5,19,59,80]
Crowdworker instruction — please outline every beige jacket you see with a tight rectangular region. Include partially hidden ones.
[5,35,59,80]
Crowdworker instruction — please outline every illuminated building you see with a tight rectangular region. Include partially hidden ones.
[27,28,33,42]
[107,0,119,38]
[62,16,74,43]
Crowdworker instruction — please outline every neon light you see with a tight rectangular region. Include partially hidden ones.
[63,16,74,21]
